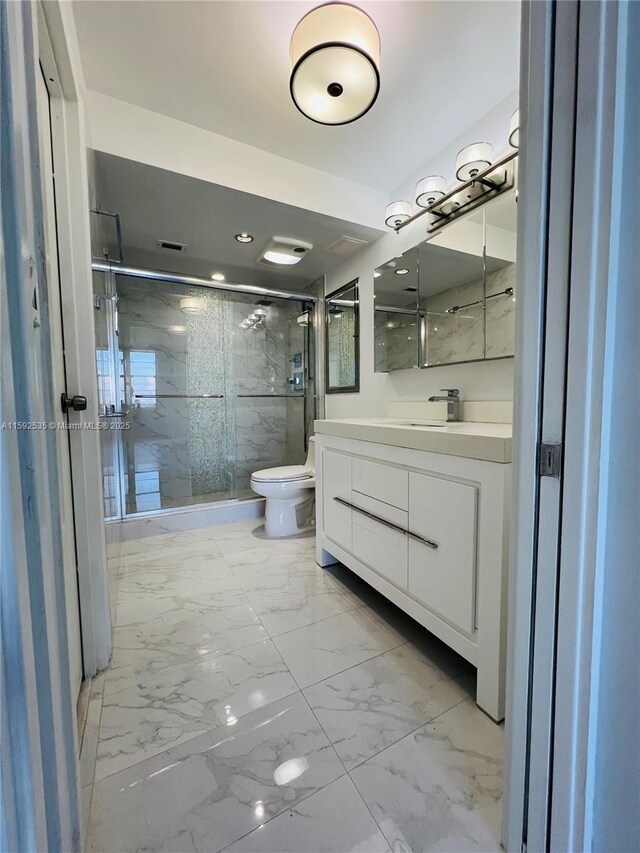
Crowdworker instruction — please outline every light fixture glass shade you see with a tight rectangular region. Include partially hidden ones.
[290,3,380,125]
[509,109,520,148]
[456,142,493,181]
[415,175,447,208]
[385,200,412,228]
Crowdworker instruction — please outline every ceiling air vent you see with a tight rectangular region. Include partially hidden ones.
[323,235,368,258]
[156,239,187,252]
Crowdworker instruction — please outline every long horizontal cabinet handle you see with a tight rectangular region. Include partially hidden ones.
[333,496,438,550]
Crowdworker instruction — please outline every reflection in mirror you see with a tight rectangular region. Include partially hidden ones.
[373,248,420,372]
[420,216,485,366]
[484,190,517,358]
[326,279,359,393]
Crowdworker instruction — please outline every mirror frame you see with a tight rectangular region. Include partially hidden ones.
[325,278,360,394]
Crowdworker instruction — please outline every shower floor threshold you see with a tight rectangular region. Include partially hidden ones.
[108,491,261,523]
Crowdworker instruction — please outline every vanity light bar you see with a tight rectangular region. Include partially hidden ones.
[393,149,518,235]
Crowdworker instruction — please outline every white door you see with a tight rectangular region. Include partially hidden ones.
[35,65,83,699]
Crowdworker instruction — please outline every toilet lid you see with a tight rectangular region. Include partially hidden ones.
[251,465,313,483]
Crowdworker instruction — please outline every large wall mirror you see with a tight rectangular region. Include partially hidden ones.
[326,279,359,393]
[374,189,517,371]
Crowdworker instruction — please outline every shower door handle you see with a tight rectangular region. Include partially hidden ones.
[133,394,224,399]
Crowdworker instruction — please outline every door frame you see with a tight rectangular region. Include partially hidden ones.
[37,1,111,677]
[504,2,639,850]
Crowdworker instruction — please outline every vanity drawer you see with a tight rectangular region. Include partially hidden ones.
[322,449,352,552]
[351,494,408,589]
[352,457,408,510]
[407,472,477,634]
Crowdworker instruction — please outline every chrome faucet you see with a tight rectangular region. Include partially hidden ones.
[428,388,461,422]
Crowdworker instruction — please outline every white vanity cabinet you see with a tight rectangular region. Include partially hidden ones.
[315,427,510,722]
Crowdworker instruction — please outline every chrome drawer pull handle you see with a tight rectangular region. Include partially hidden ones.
[406,530,439,550]
[333,496,405,535]
[332,496,438,549]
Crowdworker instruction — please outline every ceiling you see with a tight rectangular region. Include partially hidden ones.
[73,1,520,193]
[94,153,384,288]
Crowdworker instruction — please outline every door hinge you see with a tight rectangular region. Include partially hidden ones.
[538,442,562,479]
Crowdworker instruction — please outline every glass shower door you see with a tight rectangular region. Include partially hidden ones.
[116,275,231,514]
[93,271,315,517]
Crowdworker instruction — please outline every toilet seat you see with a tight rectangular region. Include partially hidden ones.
[251,465,312,483]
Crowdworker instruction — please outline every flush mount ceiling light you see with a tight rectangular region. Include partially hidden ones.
[290,3,380,125]
[259,236,313,266]
[509,109,520,149]
[456,142,494,181]
[385,201,412,228]
[395,268,410,275]
[415,175,447,208]
[211,272,226,282]
[235,233,254,243]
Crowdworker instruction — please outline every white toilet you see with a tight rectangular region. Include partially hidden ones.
[251,437,315,538]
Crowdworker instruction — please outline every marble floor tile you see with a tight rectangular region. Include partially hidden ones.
[273,608,405,689]
[96,639,298,779]
[248,584,363,638]
[88,693,344,853]
[350,699,504,852]
[303,644,472,769]
[110,569,240,625]
[112,574,248,630]
[105,602,269,696]
[108,528,222,561]
[223,774,391,853]
[111,553,234,593]
[222,537,318,569]
[109,539,225,575]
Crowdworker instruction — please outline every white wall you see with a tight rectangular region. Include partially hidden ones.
[85,91,387,230]
[325,92,518,419]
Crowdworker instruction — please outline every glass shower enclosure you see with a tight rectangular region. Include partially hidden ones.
[93,268,317,520]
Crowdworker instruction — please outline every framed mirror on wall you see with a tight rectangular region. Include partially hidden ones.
[326,279,360,393]
[373,189,517,372]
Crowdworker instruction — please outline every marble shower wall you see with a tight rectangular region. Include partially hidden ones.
[112,278,309,513]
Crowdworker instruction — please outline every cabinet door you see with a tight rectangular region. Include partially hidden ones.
[351,494,408,588]
[322,449,352,552]
[408,472,477,634]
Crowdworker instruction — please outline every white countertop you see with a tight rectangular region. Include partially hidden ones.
[314,418,512,463]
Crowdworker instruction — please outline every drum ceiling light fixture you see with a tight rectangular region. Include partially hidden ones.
[289,3,380,125]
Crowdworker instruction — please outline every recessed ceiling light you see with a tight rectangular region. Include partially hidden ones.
[235,233,254,243]
[395,268,410,275]
[211,272,225,282]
